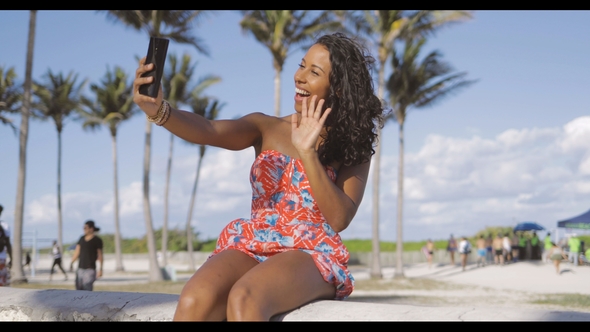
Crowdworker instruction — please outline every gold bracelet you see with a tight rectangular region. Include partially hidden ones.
[146,100,167,123]
[156,100,171,126]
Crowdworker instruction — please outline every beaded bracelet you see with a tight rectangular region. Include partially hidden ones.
[146,100,167,123]
[156,100,171,126]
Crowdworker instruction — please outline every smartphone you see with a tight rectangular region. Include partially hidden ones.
[139,37,169,98]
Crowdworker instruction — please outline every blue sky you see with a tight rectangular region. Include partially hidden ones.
[1,10,590,246]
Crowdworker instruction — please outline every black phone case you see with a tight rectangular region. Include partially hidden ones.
[139,37,169,98]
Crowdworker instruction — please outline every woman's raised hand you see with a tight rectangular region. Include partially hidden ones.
[291,95,331,157]
[133,56,163,118]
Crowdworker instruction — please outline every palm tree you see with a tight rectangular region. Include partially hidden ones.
[344,10,472,278]
[240,10,341,117]
[160,53,197,267]
[0,66,21,135]
[13,10,37,284]
[386,37,476,277]
[102,10,209,281]
[78,66,136,272]
[185,96,223,271]
[32,70,86,258]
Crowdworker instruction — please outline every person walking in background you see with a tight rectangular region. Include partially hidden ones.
[476,235,486,267]
[23,251,31,272]
[584,247,590,266]
[70,220,103,291]
[447,234,458,266]
[423,239,435,268]
[502,233,512,264]
[485,234,493,265]
[518,232,527,261]
[543,232,552,263]
[493,234,504,265]
[511,232,520,263]
[458,236,472,271]
[50,240,68,281]
[548,242,567,275]
[567,234,581,267]
[530,231,540,260]
[0,205,12,287]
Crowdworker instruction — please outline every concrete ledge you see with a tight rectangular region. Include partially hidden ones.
[0,287,177,321]
[2,287,590,321]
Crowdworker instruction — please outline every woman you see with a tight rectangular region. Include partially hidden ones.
[548,242,567,275]
[133,33,383,321]
[447,234,457,265]
[458,236,471,271]
[423,239,435,268]
[49,240,68,281]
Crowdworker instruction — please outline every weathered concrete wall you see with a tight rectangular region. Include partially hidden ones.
[0,287,177,321]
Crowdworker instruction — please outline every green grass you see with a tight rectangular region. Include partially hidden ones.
[342,239,448,252]
[531,293,590,310]
[200,240,217,252]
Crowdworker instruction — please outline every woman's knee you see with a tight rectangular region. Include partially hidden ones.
[175,279,227,320]
[226,282,267,320]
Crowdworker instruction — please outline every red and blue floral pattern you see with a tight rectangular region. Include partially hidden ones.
[212,149,354,299]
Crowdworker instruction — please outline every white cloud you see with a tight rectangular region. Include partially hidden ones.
[344,116,590,241]
[559,116,590,152]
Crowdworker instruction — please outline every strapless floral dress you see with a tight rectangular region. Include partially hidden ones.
[211,149,354,299]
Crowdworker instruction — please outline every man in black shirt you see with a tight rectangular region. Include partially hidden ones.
[70,220,103,291]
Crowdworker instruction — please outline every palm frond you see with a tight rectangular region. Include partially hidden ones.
[387,36,476,123]
[81,66,136,133]
[103,10,210,55]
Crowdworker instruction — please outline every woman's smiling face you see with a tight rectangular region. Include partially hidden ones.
[293,44,331,113]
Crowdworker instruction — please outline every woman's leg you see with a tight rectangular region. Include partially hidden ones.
[173,249,259,321]
[226,250,336,321]
[49,259,58,280]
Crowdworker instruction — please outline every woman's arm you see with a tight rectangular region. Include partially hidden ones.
[97,248,103,278]
[70,244,80,271]
[292,96,370,232]
[161,109,263,151]
[133,57,263,151]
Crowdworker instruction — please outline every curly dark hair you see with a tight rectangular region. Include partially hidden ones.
[315,33,384,167]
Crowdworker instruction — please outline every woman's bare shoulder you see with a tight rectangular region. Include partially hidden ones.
[242,112,290,131]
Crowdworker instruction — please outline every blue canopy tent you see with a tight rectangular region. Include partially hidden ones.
[513,222,545,232]
[557,209,590,230]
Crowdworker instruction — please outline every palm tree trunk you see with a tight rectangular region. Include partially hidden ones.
[394,120,405,278]
[186,152,203,271]
[370,126,383,279]
[57,129,63,256]
[369,60,387,279]
[162,133,174,267]
[273,61,281,117]
[111,132,124,271]
[12,10,36,284]
[143,119,163,281]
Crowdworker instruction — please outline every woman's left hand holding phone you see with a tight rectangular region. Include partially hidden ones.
[133,56,163,118]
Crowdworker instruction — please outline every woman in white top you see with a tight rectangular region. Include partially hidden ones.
[502,233,512,263]
[458,236,471,271]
